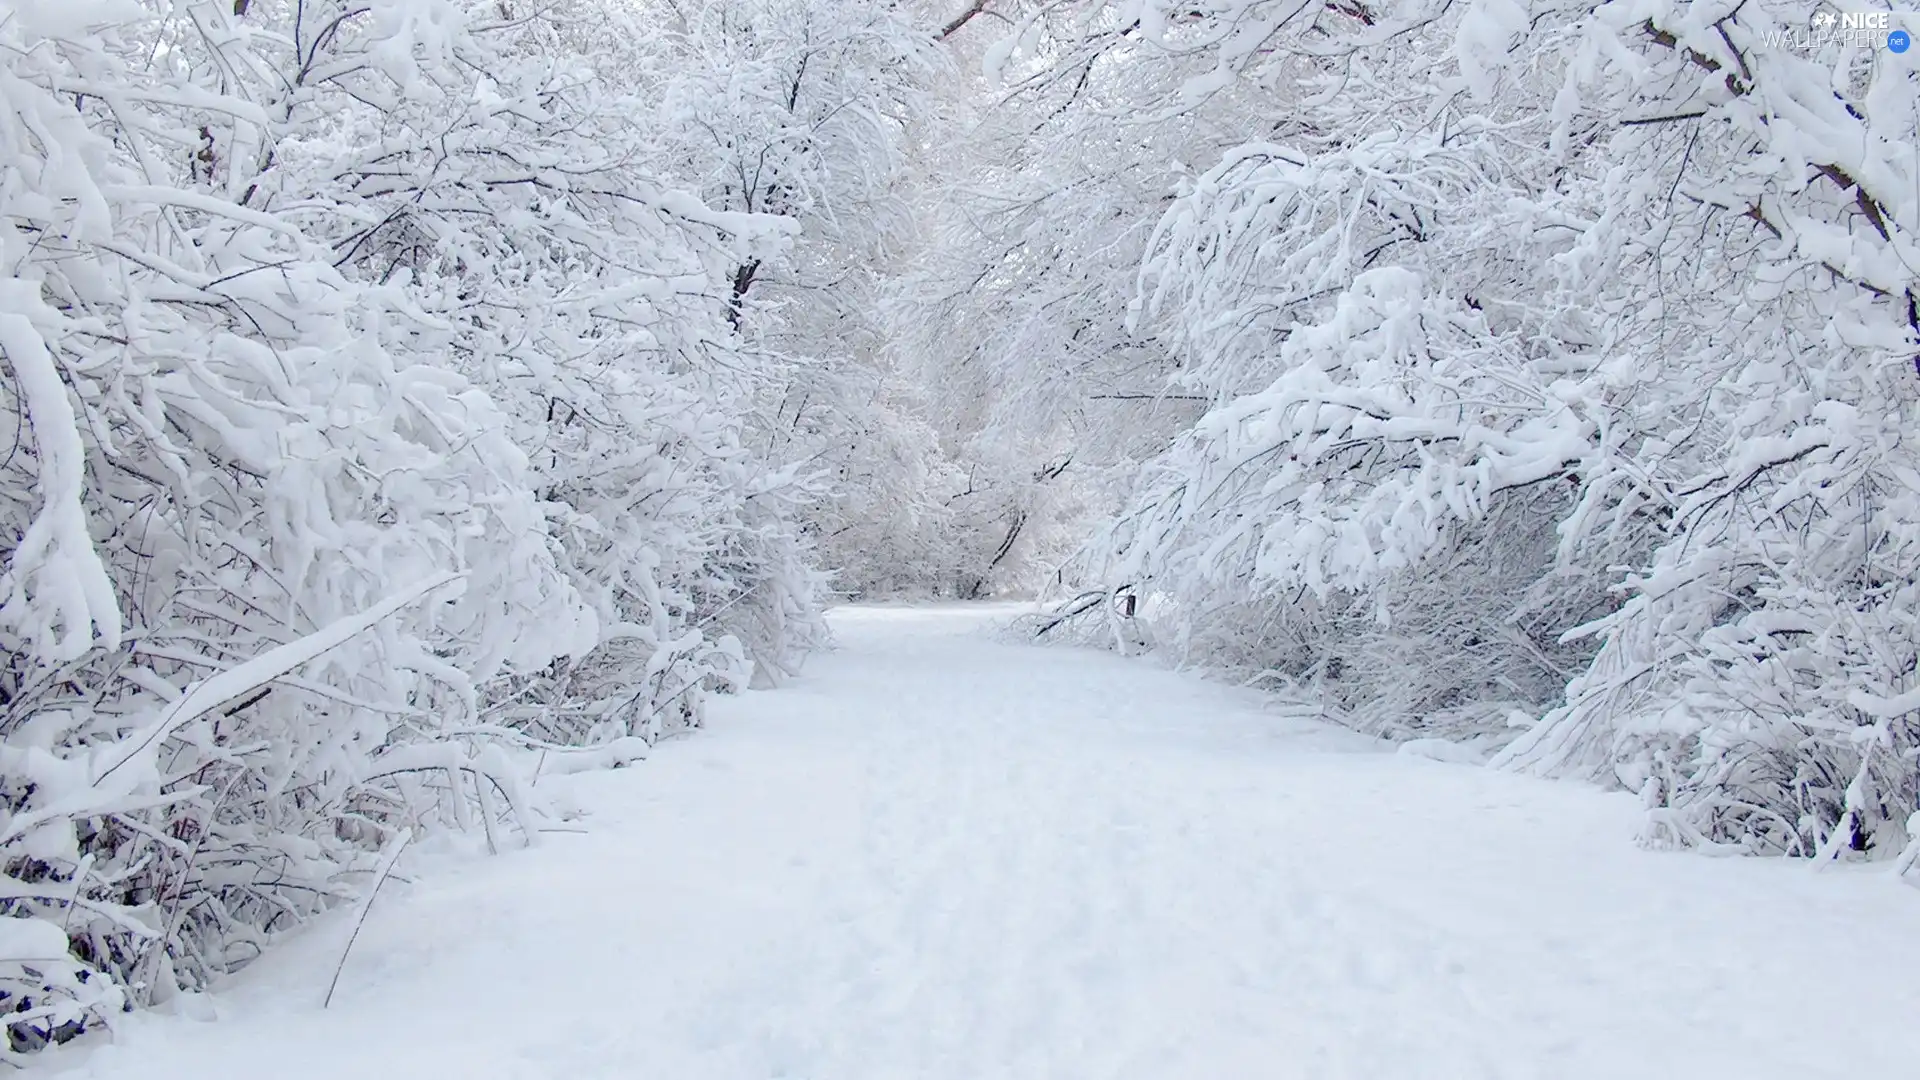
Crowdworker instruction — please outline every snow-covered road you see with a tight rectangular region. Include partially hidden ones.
[48,606,1920,1079]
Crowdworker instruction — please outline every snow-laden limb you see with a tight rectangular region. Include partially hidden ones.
[0,292,121,664]
[1104,257,1628,742]
[1114,268,1595,596]
[83,572,463,797]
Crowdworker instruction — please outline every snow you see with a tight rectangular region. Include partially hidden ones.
[0,290,122,663]
[37,605,1920,1080]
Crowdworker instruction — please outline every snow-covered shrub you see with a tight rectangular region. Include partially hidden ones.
[1109,171,1639,746]
[247,0,828,701]
[1018,0,1920,857]
[0,0,607,1046]
[0,0,848,1049]
[1490,0,1920,858]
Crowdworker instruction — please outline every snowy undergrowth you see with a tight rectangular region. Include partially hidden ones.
[0,0,864,1056]
[988,0,1920,865]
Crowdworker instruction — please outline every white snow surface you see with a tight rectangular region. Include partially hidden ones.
[40,605,1920,1079]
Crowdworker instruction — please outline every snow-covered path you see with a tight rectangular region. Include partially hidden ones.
[52,606,1920,1079]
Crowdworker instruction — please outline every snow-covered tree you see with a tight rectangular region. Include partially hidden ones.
[879,1,1245,597]
[1000,0,1920,858]
[0,0,608,1047]
[621,0,978,600]
[0,0,878,1050]
[256,0,828,693]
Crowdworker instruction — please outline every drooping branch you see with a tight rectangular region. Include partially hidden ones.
[939,0,994,39]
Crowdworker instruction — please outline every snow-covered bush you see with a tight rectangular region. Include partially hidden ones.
[0,0,605,1047]
[0,0,849,1050]
[1488,0,1920,859]
[1108,250,1636,742]
[251,0,828,699]
[1009,0,1920,858]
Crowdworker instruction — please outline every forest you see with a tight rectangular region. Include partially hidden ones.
[4,0,1918,1056]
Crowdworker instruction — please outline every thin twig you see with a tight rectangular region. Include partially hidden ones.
[323,827,411,1009]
